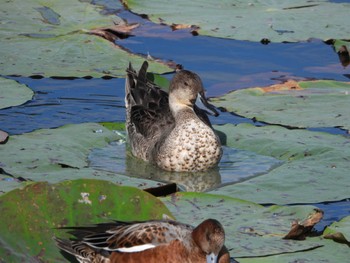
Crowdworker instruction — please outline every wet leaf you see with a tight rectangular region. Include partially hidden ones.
[0,77,34,109]
[0,0,170,77]
[237,239,350,263]
[0,123,159,195]
[324,215,350,245]
[211,123,350,204]
[124,0,350,42]
[212,80,350,130]
[0,179,172,262]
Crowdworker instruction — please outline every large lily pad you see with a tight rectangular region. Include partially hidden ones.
[0,179,172,262]
[161,192,325,258]
[237,239,350,263]
[211,123,350,205]
[0,123,159,195]
[0,0,170,77]
[0,77,34,109]
[212,80,350,130]
[125,0,350,42]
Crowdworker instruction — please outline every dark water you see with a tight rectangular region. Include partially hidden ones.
[1,3,349,229]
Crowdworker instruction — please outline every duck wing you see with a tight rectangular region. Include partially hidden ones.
[56,220,193,254]
[125,61,175,139]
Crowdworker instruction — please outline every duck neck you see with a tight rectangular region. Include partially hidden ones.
[169,96,196,121]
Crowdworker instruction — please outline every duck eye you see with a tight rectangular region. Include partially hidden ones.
[184,81,189,86]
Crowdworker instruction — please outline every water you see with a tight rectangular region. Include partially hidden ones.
[0,3,349,230]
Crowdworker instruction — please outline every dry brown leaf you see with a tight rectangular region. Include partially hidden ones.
[90,22,139,42]
[283,208,324,240]
[259,80,303,93]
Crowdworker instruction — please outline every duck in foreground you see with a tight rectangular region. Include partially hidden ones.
[54,218,230,263]
[125,61,222,172]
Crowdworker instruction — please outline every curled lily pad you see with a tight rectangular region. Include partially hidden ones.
[0,179,172,262]
[324,215,350,245]
[125,0,350,42]
[0,77,34,109]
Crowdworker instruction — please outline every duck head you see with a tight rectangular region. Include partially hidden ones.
[192,219,226,263]
[169,70,219,117]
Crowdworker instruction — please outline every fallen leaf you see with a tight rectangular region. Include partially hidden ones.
[284,208,324,240]
[89,22,139,42]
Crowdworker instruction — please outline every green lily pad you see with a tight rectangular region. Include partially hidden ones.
[0,123,159,195]
[125,0,350,42]
[0,77,34,109]
[0,179,172,262]
[0,0,170,77]
[212,80,350,130]
[161,192,323,258]
[324,215,350,244]
[237,239,350,263]
[211,123,350,205]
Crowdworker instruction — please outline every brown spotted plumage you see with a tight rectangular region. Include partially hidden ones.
[54,219,230,263]
[125,61,222,172]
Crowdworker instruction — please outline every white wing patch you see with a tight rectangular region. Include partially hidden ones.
[116,243,156,253]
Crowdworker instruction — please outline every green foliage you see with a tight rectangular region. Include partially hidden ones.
[0,0,170,77]
[212,80,350,130]
[125,0,350,42]
[0,77,34,109]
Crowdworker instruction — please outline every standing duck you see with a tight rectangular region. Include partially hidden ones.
[54,218,230,263]
[125,61,222,172]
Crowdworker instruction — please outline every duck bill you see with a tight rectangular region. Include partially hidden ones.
[206,253,218,263]
[199,91,219,117]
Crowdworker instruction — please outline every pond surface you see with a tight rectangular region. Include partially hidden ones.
[1,2,349,232]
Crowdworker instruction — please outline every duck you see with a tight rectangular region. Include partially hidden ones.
[54,218,230,263]
[125,61,222,172]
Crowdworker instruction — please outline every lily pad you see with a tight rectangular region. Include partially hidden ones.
[0,77,34,109]
[212,80,350,130]
[0,123,159,195]
[324,215,350,244]
[0,0,170,77]
[237,239,350,263]
[0,179,172,262]
[211,123,350,205]
[125,0,350,42]
[161,192,323,258]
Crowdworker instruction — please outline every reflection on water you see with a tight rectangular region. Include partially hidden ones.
[89,134,282,192]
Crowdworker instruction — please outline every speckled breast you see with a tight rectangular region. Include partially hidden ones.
[156,119,222,172]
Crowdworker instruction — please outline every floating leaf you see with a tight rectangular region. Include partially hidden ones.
[0,179,172,262]
[124,0,350,42]
[237,239,350,263]
[0,77,34,109]
[324,215,350,245]
[0,0,170,77]
[211,123,350,205]
[0,123,159,194]
[212,80,350,130]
